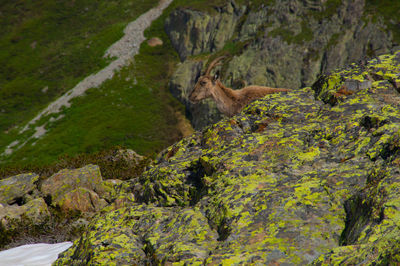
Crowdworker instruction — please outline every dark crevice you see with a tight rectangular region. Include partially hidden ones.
[340,189,385,246]
[205,202,232,242]
[13,196,25,206]
[187,159,209,206]
[380,142,400,161]
[43,194,52,206]
[142,238,159,266]
[216,217,232,241]
[360,115,388,131]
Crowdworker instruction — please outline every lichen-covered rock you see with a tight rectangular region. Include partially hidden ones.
[110,149,145,167]
[55,205,218,265]
[41,164,106,214]
[0,198,50,229]
[55,50,400,264]
[0,173,39,205]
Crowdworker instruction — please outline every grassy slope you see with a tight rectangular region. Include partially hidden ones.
[0,0,158,133]
[0,0,232,168]
[0,0,180,166]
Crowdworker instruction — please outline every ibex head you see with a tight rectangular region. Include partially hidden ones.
[189,56,226,103]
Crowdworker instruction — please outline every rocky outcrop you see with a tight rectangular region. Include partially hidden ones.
[55,51,400,264]
[168,0,399,129]
[0,198,50,230]
[165,2,246,61]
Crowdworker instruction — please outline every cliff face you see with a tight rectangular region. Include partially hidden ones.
[55,50,400,264]
[167,0,399,129]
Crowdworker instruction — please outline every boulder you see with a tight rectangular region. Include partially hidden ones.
[41,165,106,214]
[0,173,39,205]
[147,37,163,47]
[58,188,107,213]
[0,198,50,229]
[111,149,144,167]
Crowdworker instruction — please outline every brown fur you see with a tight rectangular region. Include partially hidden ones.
[189,72,290,117]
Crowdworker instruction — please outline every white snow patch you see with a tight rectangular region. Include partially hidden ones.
[0,242,73,266]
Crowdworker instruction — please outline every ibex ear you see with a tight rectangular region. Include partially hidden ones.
[212,70,220,84]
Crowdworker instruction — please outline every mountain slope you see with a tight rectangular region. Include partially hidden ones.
[0,0,185,166]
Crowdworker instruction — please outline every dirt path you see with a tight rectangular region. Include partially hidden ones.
[3,0,173,156]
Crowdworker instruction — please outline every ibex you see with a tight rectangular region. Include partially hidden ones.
[189,56,290,117]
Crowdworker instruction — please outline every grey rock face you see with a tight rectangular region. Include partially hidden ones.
[165,2,245,61]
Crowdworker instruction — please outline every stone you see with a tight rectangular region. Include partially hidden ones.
[0,198,50,229]
[41,164,106,213]
[343,79,372,92]
[147,37,163,47]
[0,173,39,205]
[58,188,107,213]
[112,149,144,167]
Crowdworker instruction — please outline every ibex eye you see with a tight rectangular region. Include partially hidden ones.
[201,81,206,86]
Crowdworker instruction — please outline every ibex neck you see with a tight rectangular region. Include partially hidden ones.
[210,80,240,117]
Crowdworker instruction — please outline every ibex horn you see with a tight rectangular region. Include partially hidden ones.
[205,56,227,76]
